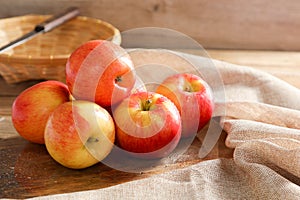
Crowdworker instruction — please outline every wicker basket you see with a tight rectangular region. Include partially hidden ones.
[0,15,121,84]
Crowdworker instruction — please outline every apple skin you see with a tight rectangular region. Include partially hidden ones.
[11,80,71,144]
[44,100,115,169]
[66,40,136,107]
[156,73,214,138]
[113,91,182,159]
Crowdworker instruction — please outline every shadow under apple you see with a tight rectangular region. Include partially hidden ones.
[13,140,143,198]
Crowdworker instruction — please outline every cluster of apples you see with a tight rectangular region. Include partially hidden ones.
[11,40,214,169]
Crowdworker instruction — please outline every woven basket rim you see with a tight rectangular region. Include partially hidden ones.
[0,14,121,61]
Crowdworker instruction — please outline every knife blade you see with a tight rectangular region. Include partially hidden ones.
[0,7,80,54]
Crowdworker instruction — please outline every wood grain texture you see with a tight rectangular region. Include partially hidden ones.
[0,78,40,97]
[208,50,300,89]
[0,0,300,50]
[0,124,232,199]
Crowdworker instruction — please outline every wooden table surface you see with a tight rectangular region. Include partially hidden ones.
[1,49,299,199]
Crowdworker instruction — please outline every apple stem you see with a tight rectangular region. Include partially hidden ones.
[87,137,99,143]
[115,76,122,83]
[142,99,152,111]
[184,85,192,92]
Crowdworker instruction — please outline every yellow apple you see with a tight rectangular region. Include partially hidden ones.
[44,100,115,169]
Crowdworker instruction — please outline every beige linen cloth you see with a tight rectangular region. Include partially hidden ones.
[32,50,300,199]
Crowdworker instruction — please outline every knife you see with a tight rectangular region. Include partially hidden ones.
[0,7,80,54]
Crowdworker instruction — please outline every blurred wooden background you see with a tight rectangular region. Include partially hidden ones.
[0,0,300,50]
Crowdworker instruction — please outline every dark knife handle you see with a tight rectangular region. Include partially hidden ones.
[35,7,80,32]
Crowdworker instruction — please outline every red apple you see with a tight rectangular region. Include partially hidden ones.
[156,73,214,137]
[112,91,181,159]
[11,80,71,144]
[44,100,115,169]
[66,40,136,107]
